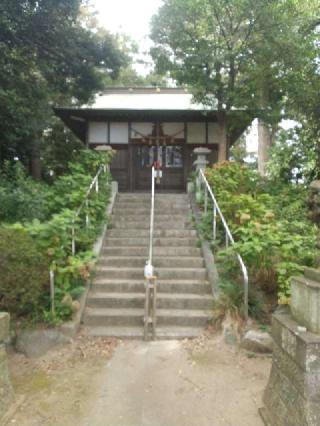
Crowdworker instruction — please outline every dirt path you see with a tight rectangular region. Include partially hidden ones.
[5,332,271,426]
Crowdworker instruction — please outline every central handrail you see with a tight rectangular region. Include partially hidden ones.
[148,166,155,266]
[198,168,249,319]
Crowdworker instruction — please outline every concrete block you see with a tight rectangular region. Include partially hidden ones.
[272,310,320,373]
[261,311,320,425]
[16,329,70,358]
[304,267,320,283]
[291,271,320,334]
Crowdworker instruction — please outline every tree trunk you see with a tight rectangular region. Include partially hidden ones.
[257,119,272,176]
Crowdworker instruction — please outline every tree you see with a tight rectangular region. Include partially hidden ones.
[0,0,127,175]
[150,0,320,173]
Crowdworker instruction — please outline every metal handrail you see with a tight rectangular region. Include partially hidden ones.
[148,166,155,266]
[71,164,107,255]
[50,162,108,316]
[198,168,249,319]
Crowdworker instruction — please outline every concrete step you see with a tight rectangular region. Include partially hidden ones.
[95,267,207,280]
[82,191,212,339]
[117,193,188,199]
[112,221,190,230]
[87,292,213,310]
[83,308,212,327]
[105,237,198,247]
[102,246,202,257]
[114,197,189,204]
[115,201,190,209]
[106,229,197,238]
[91,279,212,295]
[85,326,204,339]
[98,256,204,268]
[112,207,190,215]
[113,214,191,222]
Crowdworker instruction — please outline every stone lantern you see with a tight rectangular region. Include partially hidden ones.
[193,147,211,173]
[94,144,112,153]
[192,147,211,195]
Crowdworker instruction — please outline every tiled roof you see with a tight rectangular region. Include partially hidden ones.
[83,87,211,111]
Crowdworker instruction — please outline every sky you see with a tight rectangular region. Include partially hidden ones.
[92,0,164,75]
[92,0,163,41]
[91,0,259,152]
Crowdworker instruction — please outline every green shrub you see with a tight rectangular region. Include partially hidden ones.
[0,161,52,223]
[213,279,268,323]
[199,161,318,306]
[0,149,113,323]
[0,228,50,318]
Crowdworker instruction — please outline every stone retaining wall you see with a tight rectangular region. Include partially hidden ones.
[261,266,320,425]
[0,312,13,419]
[261,310,320,425]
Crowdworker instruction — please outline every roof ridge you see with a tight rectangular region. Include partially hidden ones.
[99,87,190,95]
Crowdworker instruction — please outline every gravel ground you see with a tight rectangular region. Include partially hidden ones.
[4,328,271,426]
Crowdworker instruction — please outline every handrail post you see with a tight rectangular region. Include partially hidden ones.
[85,199,89,227]
[71,220,76,256]
[95,177,99,193]
[204,186,208,214]
[49,268,55,315]
[213,205,217,241]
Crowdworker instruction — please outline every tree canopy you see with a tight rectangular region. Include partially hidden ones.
[0,0,127,165]
[150,0,320,175]
[151,0,319,116]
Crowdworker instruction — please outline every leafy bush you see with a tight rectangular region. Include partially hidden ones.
[199,161,317,307]
[0,161,52,222]
[1,149,113,324]
[0,228,50,318]
[213,279,268,324]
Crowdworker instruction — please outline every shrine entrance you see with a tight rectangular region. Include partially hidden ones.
[133,144,185,191]
[131,122,186,192]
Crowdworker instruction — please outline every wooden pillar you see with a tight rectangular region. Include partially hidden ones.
[217,119,228,163]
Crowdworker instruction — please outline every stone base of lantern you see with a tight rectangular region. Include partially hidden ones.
[260,308,320,426]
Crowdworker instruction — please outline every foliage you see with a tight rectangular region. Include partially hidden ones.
[0,228,50,318]
[198,161,317,307]
[229,135,247,164]
[0,0,127,165]
[151,0,320,174]
[213,278,267,323]
[268,126,319,184]
[2,149,113,323]
[0,161,53,222]
[0,149,112,224]
[41,120,85,179]
[151,0,319,113]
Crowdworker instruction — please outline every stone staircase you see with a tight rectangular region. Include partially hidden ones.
[83,193,213,339]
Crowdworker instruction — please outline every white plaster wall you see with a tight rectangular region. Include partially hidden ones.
[163,122,184,137]
[187,122,206,144]
[88,122,108,144]
[208,122,222,144]
[131,122,153,138]
[110,122,128,144]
